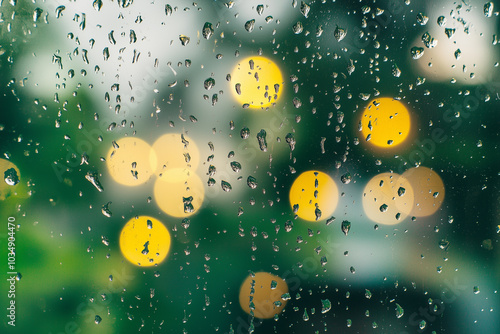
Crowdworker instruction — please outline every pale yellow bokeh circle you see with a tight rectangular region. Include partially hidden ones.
[0,159,21,200]
[402,167,445,217]
[360,98,411,148]
[119,216,171,267]
[289,171,339,221]
[239,272,289,319]
[106,137,157,186]
[151,133,200,175]
[230,56,284,109]
[362,173,415,225]
[154,168,205,218]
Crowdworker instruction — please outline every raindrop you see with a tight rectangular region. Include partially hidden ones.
[293,22,304,34]
[230,161,241,173]
[411,47,424,60]
[484,2,494,17]
[165,4,173,16]
[416,13,428,25]
[179,35,190,46]
[422,32,437,48]
[4,168,19,186]
[247,176,258,189]
[221,180,232,192]
[245,19,255,33]
[257,129,268,152]
[93,0,103,11]
[321,299,331,314]
[365,289,372,299]
[398,187,406,196]
[95,315,102,324]
[256,4,264,15]
[334,26,347,42]
[473,286,480,294]
[341,220,351,236]
[204,78,215,90]
[437,16,446,26]
[285,133,296,151]
[240,127,250,139]
[341,173,351,184]
[202,22,214,40]
[300,1,310,17]
[396,303,404,318]
[379,204,388,213]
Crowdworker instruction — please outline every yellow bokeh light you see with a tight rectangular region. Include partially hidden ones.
[402,167,445,217]
[154,168,205,218]
[106,137,157,186]
[0,159,21,201]
[239,272,289,319]
[119,216,171,267]
[230,56,284,109]
[360,98,411,148]
[289,171,339,221]
[151,133,200,175]
[362,173,415,225]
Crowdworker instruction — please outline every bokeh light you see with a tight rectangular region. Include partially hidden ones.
[119,216,171,267]
[154,169,205,218]
[289,171,339,221]
[238,272,288,319]
[230,56,284,109]
[360,98,412,148]
[362,173,415,225]
[0,158,21,200]
[402,167,445,217]
[151,133,200,176]
[106,137,157,186]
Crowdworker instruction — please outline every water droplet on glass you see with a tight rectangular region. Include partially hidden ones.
[95,315,102,324]
[396,303,404,318]
[473,286,480,294]
[285,133,296,151]
[179,35,190,46]
[422,32,437,48]
[379,204,388,212]
[416,13,428,25]
[411,47,424,59]
[247,176,258,189]
[240,127,250,139]
[202,22,214,40]
[341,220,351,236]
[341,173,351,184]
[245,19,255,33]
[221,180,232,192]
[4,168,19,186]
[293,21,304,34]
[437,16,446,26]
[484,2,494,17]
[204,77,215,90]
[334,26,347,42]
[257,129,267,152]
[230,161,241,173]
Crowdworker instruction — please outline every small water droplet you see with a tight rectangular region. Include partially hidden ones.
[341,220,351,236]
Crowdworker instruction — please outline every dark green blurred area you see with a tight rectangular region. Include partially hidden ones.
[0,1,499,334]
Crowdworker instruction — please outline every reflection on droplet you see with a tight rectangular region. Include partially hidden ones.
[119,216,171,267]
[402,167,445,217]
[362,173,414,225]
[289,171,339,222]
[154,169,204,217]
[239,272,288,319]
[106,137,156,186]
